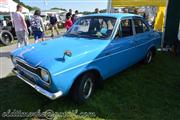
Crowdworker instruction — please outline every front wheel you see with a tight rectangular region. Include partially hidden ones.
[71,72,95,103]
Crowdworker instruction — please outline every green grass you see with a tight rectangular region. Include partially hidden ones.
[0,52,180,120]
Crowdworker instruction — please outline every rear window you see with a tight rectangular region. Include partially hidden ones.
[133,19,150,34]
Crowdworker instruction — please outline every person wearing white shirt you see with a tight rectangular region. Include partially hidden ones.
[12,5,29,48]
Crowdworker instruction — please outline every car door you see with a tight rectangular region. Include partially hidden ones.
[99,18,138,77]
[132,17,152,60]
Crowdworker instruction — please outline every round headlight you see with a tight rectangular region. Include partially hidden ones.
[40,69,50,82]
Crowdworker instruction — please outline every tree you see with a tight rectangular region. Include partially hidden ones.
[13,0,33,10]
[99,9,107,13]
[50,7,67,11]
[31,6,40,11]
[80,11,93,15]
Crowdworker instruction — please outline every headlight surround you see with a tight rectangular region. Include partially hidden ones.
[40,68,51,83]
[11,56,17,64]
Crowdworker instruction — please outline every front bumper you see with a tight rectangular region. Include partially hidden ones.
[12,68,63,100]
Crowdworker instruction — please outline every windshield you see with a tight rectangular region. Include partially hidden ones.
[64,16,117,39]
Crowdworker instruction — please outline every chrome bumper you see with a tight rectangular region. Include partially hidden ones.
[12,68,63,100]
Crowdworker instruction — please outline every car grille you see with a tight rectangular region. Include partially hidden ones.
[16,60,38,74]
[15,59,51,87]
[21,70,35,82]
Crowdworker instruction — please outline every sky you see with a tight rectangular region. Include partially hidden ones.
[20,0,108,12]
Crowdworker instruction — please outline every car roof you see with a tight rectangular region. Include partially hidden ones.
[85,13,141,19]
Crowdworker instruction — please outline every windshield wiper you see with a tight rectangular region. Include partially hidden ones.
[87,34,108,39]
[65,33,78,36]
[64,33,108,39]
[64,33,80,37]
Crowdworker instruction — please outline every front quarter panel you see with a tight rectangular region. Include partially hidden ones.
[51,63,102,95]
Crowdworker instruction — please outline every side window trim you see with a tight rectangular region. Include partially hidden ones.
[141,18,151,32]
[111,18,121,40]
[141,18,152,31]
[131,18,136,35]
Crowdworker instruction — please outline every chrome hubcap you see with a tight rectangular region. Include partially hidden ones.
[83,78,93,99]
[147,51,152,63]
[2,33,10,43]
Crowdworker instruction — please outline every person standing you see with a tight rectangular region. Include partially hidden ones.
[49,14,59,37]
[94,8,100,14]
[25,16,31,37]
[12,5,29,48]
[30,10,45,43]
[64,15,73,31]
[66,9,72,19]
[72,10,79,23]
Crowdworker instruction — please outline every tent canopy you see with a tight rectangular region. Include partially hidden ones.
[0,0,29,13]
[112,0,167,7]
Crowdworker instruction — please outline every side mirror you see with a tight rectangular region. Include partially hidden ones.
[64,50,72,57]
[63,50,72,61]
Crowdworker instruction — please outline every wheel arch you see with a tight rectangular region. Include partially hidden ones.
[69,68,103,93]
[148,45,156,56]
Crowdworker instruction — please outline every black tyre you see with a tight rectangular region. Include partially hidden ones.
[0,30,14,46]
[144,49,153,64]
[71,72,95,103]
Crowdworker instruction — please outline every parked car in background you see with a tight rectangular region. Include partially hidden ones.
[0,29,14,45]
[0,15,14,45]
[41,13,65,30]
[11,13,161,103]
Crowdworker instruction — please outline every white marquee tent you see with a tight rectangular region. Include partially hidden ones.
[0,0,29,13]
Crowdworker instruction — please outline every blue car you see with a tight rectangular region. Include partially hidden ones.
[11,13,161,103]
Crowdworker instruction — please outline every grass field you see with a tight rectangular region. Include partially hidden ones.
[0,52,180,120]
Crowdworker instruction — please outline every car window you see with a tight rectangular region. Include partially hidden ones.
[133,18,150,34]
[73,19,91,32]
[120,19,133,37]
[65,17,117,39]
